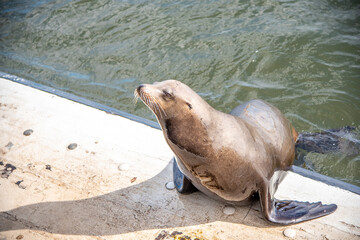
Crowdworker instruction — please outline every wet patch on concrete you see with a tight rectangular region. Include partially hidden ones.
[1,163,16,178]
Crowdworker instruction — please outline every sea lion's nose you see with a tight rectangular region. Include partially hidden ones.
[137,84,144,93]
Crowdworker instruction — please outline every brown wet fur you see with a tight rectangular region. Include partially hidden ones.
[292,126,299,142]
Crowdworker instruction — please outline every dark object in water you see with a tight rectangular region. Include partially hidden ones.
[296,126,360,155]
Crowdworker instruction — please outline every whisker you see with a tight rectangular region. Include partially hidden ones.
[135,88,166,117]
[133,89,139,105]
[153,97,166,117]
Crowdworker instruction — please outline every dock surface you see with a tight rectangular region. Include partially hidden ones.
[0,77,359,240]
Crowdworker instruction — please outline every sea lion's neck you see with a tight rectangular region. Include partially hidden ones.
[159,105,217,158]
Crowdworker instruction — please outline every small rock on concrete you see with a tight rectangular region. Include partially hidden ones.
[23,129,33,136]
[118,163,130,171]
[165,181,175,190]
[283,228,296,239]
[223,206,236,215]
[67,143,77,150]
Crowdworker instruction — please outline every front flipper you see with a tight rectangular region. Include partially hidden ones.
[259,184,337,224]
[172,157,198,194]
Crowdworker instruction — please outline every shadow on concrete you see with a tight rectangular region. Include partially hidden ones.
[0,160,273,236]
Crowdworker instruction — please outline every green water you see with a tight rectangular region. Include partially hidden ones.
[1,0,359,186]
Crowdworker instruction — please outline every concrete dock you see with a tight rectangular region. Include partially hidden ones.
[0,75,359,240]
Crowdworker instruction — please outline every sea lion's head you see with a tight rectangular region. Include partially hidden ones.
[135,80,213,156]
[135,80,209,122]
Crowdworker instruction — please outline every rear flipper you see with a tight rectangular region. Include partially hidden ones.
[259,181,337,224]
[172,157,198,194]
[269,199,337,224]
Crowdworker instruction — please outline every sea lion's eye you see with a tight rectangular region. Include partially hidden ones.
[186,102,192,110]
[162,90,173,99]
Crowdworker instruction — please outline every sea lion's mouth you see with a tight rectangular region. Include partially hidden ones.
[134,84,166,118]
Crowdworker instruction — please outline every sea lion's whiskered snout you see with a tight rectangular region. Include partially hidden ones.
[134,84,166,118]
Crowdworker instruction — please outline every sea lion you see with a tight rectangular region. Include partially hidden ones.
[135,80,337,224]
